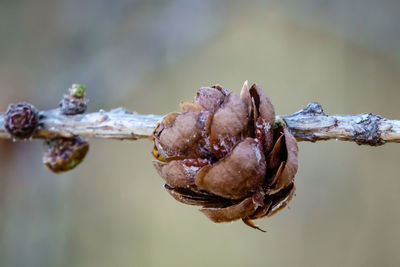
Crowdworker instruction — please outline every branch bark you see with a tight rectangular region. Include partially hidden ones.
[1,103,399,146]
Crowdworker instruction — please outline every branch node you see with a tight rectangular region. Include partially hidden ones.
[301,102,325,116]
[352,113,384,146]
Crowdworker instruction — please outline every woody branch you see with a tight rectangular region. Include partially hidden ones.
[1,102,399,146]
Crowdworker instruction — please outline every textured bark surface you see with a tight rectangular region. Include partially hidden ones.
[280,102,400,146]
[1,103,399,145]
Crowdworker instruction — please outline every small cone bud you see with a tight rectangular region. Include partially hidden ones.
[59,84,88,115]
[5,102,39,139]
[43,137,89,173]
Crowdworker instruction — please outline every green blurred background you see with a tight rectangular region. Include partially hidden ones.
[1,1,400,266]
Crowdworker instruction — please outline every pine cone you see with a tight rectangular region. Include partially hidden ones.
[152,83,299,231]
[43,137,89,173]
[5,102,39,139]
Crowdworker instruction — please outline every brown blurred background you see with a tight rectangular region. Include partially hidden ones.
[1,0,400,266]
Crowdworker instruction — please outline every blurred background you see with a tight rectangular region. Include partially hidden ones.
[1,0,400,266]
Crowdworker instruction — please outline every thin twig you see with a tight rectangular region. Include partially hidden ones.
[1,103,399,146]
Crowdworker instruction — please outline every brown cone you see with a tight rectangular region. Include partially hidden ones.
[43,137,89,173]
[152,82,299,231]
[5,102,39,139]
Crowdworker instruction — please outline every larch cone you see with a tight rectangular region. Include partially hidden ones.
[152,82,298,231]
